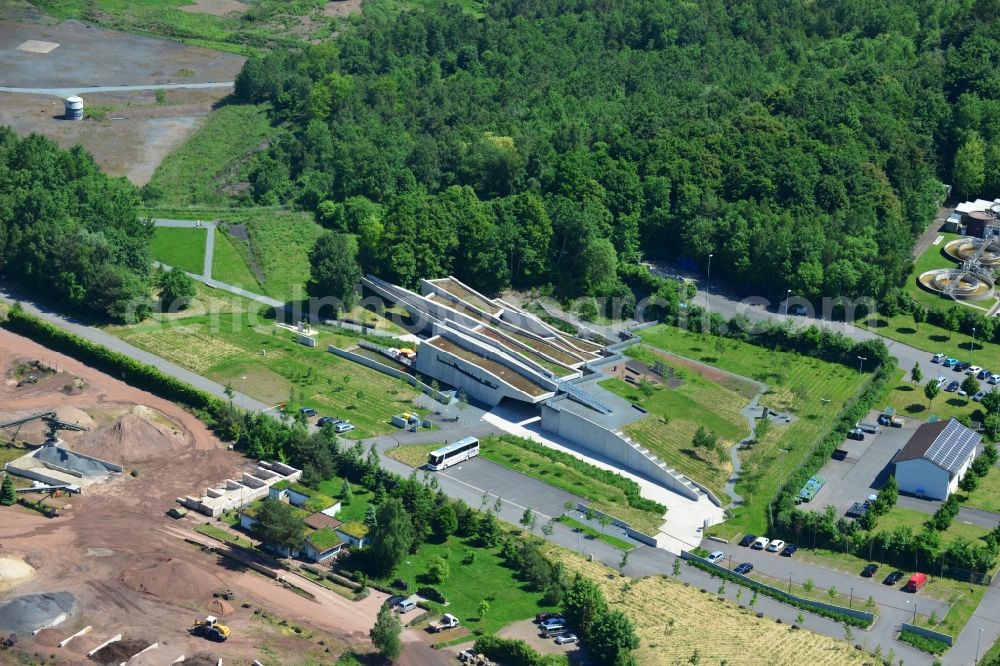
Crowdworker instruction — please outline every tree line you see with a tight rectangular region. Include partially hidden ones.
[0,130,154,321]
[225,0,1000,302]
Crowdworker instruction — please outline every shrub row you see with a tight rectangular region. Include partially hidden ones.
[686,558,872,629]
[489,434,666,517]
[897,629,949,655]
[417,585,446,604]
[473,636,565,666]
[3,306,224,414]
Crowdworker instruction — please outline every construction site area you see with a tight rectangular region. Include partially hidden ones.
[0,328,392,666]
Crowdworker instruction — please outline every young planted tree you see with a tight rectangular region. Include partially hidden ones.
[157,266,196,311]
[924,380,940,410]
[519,507,537,534]
[0,474,16,506]
[370,604,403,662]
[912,305,927,332]
[961,376,980,404]
[910,362,922,386]
[426,555,450,584]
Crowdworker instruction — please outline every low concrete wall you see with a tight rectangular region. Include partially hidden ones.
[541,400,701,501]
[296,334,317,347]
[574,503,658,547]
[322,319,404,338]
[900,622,954,646]
[680,551,877,625]
[5,464,71,488]
[328,346,449,403]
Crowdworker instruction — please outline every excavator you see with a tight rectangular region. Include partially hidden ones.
[190,616,231,642]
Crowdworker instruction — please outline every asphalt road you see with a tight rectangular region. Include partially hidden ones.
[0,81,234,97]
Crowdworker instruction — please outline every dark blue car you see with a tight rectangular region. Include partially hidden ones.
[734,562,754,575]
[780,544,798,557]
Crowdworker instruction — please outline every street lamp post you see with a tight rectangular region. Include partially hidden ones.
[706,253,713,314]
[820,398,831,437]
[977,627,984,664]
[849,587,853,609]
[857,356,868,393]
[784,289,792,317]
[972,327,977,364]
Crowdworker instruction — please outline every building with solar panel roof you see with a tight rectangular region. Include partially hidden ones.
[891,418,980,500]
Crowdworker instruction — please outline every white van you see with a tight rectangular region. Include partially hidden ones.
[397,597,418,613]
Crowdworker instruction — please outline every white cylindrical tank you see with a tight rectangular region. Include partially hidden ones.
[64,96,83,120]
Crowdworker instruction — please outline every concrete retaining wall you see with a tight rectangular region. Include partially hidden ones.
[4,464,70,488]
[540,398,701,501]
[680,551,877,625]
[900,622,954,646]
[328,346,449,403]
[296,334,317,347]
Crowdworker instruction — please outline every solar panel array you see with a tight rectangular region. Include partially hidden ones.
[925,419,981,474]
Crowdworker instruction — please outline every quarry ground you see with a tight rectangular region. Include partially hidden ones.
[0,13,244,185]
[0,328,416,665]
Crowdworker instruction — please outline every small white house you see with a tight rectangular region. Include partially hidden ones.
[892,419,980,500]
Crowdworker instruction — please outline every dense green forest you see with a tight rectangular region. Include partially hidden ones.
[0,129,152,321]
[227,0,1000,302]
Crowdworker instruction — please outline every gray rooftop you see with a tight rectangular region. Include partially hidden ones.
[549,380,645,431]
[892,418,980,476]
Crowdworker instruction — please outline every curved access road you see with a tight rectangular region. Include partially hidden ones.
[0,82,234,98]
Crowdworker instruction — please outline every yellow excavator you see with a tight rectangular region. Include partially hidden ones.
[190,616,231,642]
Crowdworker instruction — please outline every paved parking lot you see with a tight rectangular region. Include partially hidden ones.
[809,409,917,515]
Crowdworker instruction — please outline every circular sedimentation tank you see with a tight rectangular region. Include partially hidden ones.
[943,237,1000,266]
[918,267,995,301]
[64,96,83,120]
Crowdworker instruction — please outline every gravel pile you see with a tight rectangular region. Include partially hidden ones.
[35,445,108,476]
[0,592,74,632]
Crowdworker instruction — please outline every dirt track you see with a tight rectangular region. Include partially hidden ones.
[0,328,381,663]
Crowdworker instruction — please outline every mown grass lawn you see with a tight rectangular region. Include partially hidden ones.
[857,311,1000,370]
[882,368,987,424]
[600,367,749,503]
[150,227,206,275]
[148,104,277,206]
[558,516,632,550]
[956,466,1000,514]
[374,533,557,634]
[877,506,992,545]
[386,443,439,468]
[477,436,665,535]
[638,325,865,536]
[110,314,423,439]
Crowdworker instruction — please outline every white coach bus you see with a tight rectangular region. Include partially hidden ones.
[427,437,480,470]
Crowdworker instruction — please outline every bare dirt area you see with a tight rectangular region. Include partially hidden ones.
[0,328,373,664]
[180,0,248,17]
[0,90,225,185]
[0,19,243,87]
[323,0,363,18]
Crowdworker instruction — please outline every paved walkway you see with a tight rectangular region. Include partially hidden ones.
[0,81,234,98]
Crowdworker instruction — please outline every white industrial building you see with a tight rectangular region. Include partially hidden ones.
[891,419,980,500]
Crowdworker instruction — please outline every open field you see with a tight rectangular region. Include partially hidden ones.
[376,534,557,635]
[858,311,999,369]
[151,226,207,274]
[545,546,866,666]
[243,211,325,301]
[211,225,263,291]
[878,506,992,545]
[147,103,276,206]
[638,325,867,537]
[386,442,438,468]
[958,465,1000,514]
[109,314,424,438]
[600,356,750,503]
[477,436,665,535]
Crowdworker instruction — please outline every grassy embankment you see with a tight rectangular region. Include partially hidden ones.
[637,324,865,539]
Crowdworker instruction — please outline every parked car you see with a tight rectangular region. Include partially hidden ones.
[977,368,992,380]
[883,571,904,586]
[300,407,317,417]
[317,416,337,427]
[334,420,355,433]
[535,613,563,624]
[397,598,417,613]
[751,537,770,550]
[766,539,786,552]
[931,353,945,363]
[990,374,1000,385]
[707,550,725,563]
[936,375,949,387]
[967,365,983,376]
[973,390,987,402]
[904,572,928,592]
[846,502,868,518]
[734,562,754,575]
[739,534,757,547]
[861,564,879,577]
[542,624,566,638]
[943,357,958,368]
[554,634,578,645]
[832,449,848,461]
[946,380,960,392]
[847,428,865,441]
[877,413,892,426]
[384,595,405,608]
[781,544,798,557]
[890,417,904,428]
[956,361,971,372]
[540,617,566,629]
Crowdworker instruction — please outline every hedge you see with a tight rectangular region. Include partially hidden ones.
[473,636,566,666]
[686,558,872,629]
[898,630,949,655]
[417,585,446,604]
[3,306,225,414]
[488,434,667,516]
